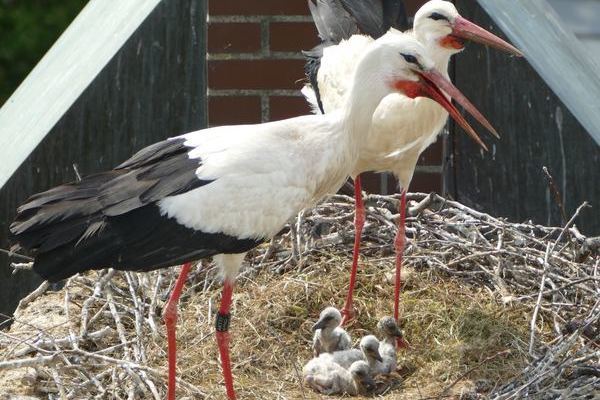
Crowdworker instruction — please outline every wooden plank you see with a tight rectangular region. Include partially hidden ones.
[0,0,207,322]
[450,1,599,235]
[0,0,162,189]
[476,0,600,146]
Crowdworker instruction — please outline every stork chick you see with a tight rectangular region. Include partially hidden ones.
[313,334,383,373]
[304,360,376,396]
[376,316,404,375]
[312,306,352,356]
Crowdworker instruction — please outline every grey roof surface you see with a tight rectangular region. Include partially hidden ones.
[0,0,162,190]
[478,0,600,146]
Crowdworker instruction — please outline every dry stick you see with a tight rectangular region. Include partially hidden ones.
[147,273,162,337]
[13,327,113,357]
[529,243,552,356]
[529,202,590,355]
[0,354,59,369]
[17,280,50,309]
[1,193,596,398]
[106,286,131,361]
[72,349,206,397]
[124,272,145,362]
[439,349,512,397]
[542,166,567,224]
[64,290,79,351]
[1,247,34,261]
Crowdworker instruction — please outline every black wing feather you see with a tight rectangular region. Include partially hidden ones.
[10,137,264,283]
[10,138,208,253]
[339,0,385,38]
[308,0,360,43]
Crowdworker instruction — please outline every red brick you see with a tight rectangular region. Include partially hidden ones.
[269,96,311,120]
[208,59,306,90]
[417,138,444,166]
[209,0,309,16]
[209,96,262,126]
[208,23,261,53]
[269,22,319,52]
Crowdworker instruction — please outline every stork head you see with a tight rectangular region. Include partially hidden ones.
[365,34,496,149]
[377,316,404,339]
[311,306,342,331]
[414,0,522,57]
[359,335,383,363]
[349,361,376,394]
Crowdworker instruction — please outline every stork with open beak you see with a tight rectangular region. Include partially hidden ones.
[10,34,494,400]
[303,0,523,330]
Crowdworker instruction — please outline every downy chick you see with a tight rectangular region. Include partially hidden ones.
[304,360,376,396]
[375,316,404,375]
[314,335,383,373]
[312,306,352,356]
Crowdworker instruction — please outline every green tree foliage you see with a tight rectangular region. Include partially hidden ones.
[0,0,88,106]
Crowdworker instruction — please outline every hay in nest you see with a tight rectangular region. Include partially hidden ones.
[0,193,598,399]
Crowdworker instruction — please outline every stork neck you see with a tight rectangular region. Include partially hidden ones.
[341,76,389,149]
[414,31,453,78]
[428,47,452,79]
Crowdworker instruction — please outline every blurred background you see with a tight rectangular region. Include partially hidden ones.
[0,0,598,322]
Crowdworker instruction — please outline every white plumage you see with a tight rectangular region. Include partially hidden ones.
[303,360,375,396]
[308,334,383,373]
[12,30,486,400]
[312,307,352,356]
[303,0,520,188]
[302,0,521,328]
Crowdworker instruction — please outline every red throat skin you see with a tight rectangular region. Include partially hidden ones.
[392,80,423,99]
[440,35,465,50]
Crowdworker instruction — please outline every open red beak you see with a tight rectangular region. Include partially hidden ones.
[395,70,494,151]
[453,16,523,57]
[420,69,499,140]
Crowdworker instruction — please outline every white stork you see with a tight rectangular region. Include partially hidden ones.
[10,35,491,400]
[303,0,523,328]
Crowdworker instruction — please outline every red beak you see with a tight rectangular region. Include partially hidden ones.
[421,69,499,139]
[395,70,493,151]
[453,16,523,57]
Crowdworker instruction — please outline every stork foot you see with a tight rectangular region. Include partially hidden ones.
[340,306,355,326]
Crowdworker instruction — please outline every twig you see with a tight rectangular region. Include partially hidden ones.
[18,281,50,309]
[439,350,512,397]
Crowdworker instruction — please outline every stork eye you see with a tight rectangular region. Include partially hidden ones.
[429,12,449,21]
[401,53,419,65]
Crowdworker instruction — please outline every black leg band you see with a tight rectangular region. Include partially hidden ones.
[216,312,231,332]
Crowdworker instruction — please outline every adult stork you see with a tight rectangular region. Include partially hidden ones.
[303,0,523,327]
[10,35,492,400]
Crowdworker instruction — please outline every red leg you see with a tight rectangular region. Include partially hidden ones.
[394,191,408,348]
[216,280,236,399]
[341,175,366,325]
[163,262,193,400]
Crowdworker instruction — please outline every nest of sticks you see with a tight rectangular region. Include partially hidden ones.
[0,192,598,399]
